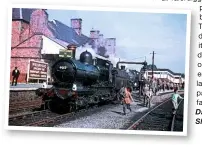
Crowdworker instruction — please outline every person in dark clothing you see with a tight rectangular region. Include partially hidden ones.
[12,67,20,86]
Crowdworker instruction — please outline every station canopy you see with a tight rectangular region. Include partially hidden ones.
[41,35,67,54]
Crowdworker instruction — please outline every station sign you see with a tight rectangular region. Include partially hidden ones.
[28,60,48,80]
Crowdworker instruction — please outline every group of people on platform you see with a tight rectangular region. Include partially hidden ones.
[147,77,185,96]
[119,77,184,115]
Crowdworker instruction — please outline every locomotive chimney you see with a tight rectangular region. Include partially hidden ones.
[121,65,125,70]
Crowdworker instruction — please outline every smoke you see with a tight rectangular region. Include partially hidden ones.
[108,55,120,67]
[108,55,130,68]
[74,46,141,72]
[108,55,142,71]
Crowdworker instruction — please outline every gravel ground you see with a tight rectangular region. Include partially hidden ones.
[55,91,174,130]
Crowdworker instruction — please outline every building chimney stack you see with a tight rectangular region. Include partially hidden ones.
[71,18,82,35]
[105,38,116,56]
[90,29,100,39]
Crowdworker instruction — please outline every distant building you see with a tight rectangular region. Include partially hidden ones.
[143,64,185,85]
[89,28,116,57]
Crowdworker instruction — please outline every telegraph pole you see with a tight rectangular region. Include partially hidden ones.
[150,51,156,79]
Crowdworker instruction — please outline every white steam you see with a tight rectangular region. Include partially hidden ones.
[74,46,141,71]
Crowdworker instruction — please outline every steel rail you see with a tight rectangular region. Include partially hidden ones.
[127,98,171,130]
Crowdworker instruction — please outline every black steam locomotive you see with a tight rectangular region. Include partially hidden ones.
[36,48,146,113]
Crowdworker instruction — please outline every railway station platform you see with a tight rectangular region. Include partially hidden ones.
[10,83,179,95]
[10,83,52,91]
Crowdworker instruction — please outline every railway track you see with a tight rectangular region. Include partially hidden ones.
[127,95,184,131]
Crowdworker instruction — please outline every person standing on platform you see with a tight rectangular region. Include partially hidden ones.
[12,67,20,86]
[143,85,153,108]
[122,87,133,115]
[172,88,184,114]
[152,78,157,95]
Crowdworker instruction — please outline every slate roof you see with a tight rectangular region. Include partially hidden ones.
[12,8,91,47]
[48,20,90,46]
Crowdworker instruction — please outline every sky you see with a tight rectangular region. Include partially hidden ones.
[47,9,187,74]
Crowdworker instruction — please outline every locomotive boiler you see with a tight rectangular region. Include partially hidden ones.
[52,52,100,87]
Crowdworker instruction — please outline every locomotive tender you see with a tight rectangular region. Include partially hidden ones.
[36,46,146,113]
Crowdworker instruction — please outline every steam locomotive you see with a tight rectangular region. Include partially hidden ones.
[36,47,146,113]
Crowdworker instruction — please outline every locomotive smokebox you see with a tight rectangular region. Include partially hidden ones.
[120,65,125,70]
[80,50,93,64]
[67,44,76,59]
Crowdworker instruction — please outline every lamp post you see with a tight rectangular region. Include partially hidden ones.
[150,51,156,79]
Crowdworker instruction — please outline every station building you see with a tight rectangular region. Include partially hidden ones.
[11,8,116,83]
